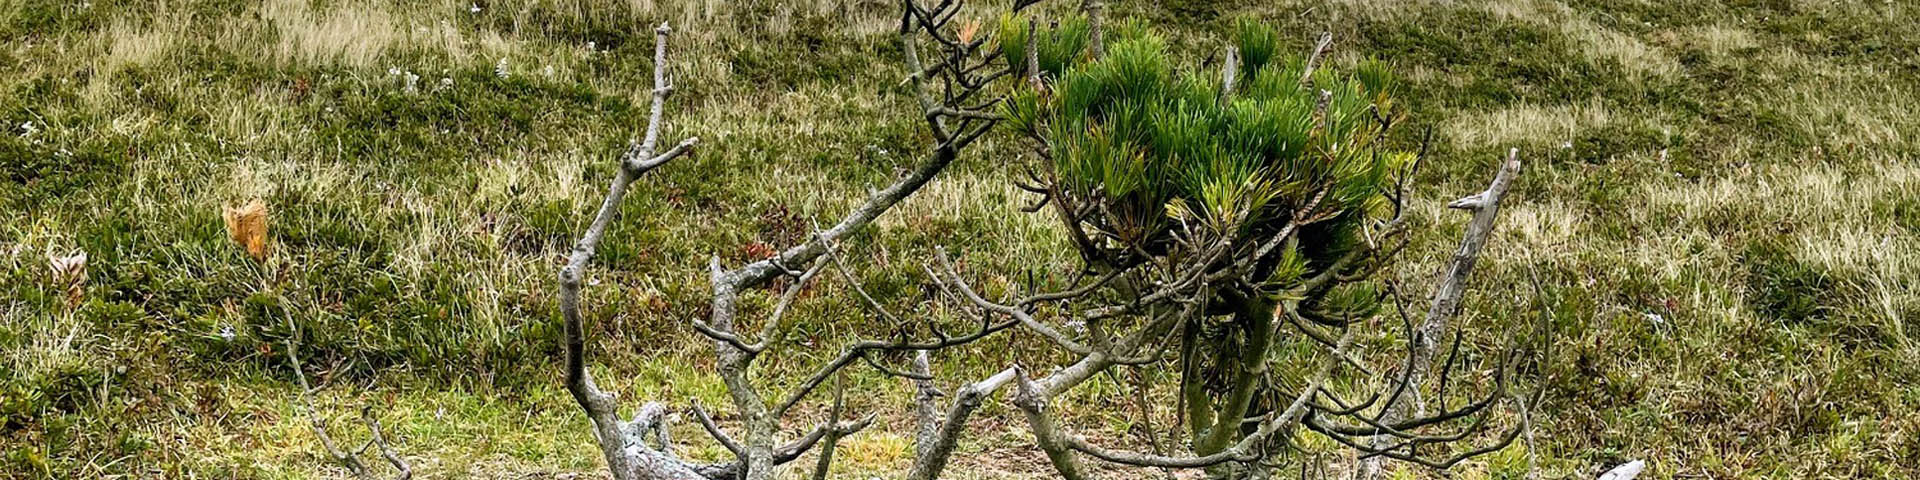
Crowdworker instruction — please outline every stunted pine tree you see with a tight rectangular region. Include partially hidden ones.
[292,3,1543,479]
[918,14,1542,478]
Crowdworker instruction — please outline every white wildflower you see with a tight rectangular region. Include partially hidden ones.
[469,3,481,13]
[403,71,420,94]
[387,66,401,76]
[218,325,236,341]
[437,77,454,92]
[542,65,554,78]
[19,121,37,137]
[495,57,510,79]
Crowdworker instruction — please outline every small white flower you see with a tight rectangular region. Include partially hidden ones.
[218,325,236,341]
[387,66,401,76]
[543,65,554,78]
[403,71,420,94]
[495,57,510,79]
[469,3,481,13]
[585,41,596,52]
[438,77,454,91]
[19,121,37,137]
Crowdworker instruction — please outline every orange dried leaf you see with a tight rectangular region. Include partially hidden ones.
[958,19,982,44]
[223,199,271,261]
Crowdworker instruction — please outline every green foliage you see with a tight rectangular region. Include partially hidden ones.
[1743,240,1836,324]
[1008,18,1409,262]
[999,14,1091,80]
[1234,18,1280,77]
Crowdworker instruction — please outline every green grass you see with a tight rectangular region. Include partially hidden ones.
[3,0,1918,478]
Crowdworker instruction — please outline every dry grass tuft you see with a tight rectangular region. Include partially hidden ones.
[261,0,403,68]
[1446,99,1614,149]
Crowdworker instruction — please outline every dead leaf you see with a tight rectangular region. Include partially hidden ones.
[958,19,982,44]
[223,199,271,261]
[46,249,87,307]
[741,241,776,260]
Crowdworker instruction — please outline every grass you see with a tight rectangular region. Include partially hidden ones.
[2,0,1918,478]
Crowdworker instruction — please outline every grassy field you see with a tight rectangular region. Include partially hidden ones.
[3,0,1918,478]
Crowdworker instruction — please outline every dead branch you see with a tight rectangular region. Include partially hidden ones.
[1368,147,1523,462]
[286,315,411,480]
[557,2,1028,479]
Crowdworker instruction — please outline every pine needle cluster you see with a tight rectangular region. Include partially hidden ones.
[1004,17,1412,280]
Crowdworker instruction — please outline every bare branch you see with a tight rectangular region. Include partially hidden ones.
[1059,330,1353,470]
[1026,17,1042,89]
[1219,46,1239,105]
[558,21,709,480]
[1384,147,1523,419]
[546,2,1048,478]
[820,236,901,324]
[640,22,676,153]
[767,256,832,333]
[908,368,1019,480]
[935,247,1093,355]
[692,401,746,461]
[911,351,943,455]
[1013,369,1091,480]
[1299,31,1333,88]
[287,315,409,480]
[361,407,412,480]
[808,374,850,480]
[1083,0,1106,59]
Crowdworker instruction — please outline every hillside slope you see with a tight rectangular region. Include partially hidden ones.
[3,0,1916,478]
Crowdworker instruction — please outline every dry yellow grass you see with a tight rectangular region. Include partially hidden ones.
[1446,99,1614,149]
[261,0,404,68]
